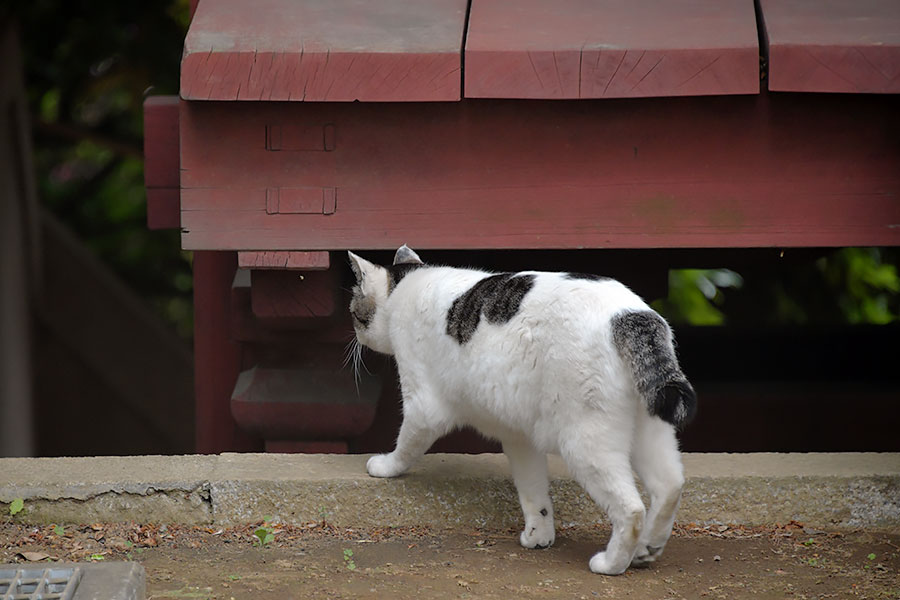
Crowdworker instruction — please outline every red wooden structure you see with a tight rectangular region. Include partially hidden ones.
[145,0,900,454]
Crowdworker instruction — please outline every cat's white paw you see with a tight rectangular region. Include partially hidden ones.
[630,543,664,567]
[589,551,629,575]
[366,454,404,478]
[519,521,555,550]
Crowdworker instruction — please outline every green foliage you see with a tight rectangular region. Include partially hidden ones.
[9,498,24,516]
[655,249,898,327]
[253,517,276,547]
[818,248,899,324]
[343,548,357,571]
[653,269,743,326]
[53,524,65,535]
[13,0,195,340]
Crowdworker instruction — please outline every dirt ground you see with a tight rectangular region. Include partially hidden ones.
[2,519,898,599]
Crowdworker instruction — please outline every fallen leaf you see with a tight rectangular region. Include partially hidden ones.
[9,498,24,516]
[17,551,55,562]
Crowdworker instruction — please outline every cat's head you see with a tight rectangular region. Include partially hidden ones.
[348,245,424,355]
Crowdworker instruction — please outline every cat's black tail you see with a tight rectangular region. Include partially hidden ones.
[611,310,697,430]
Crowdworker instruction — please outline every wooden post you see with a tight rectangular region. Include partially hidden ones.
[193,250,260,453]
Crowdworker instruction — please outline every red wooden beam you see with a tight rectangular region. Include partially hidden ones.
[465,0,759,99]
[238,251,330,271]
[181,0,468,102]
[143,96,180,229]
[179,95,900,251]
[760,0,900,93]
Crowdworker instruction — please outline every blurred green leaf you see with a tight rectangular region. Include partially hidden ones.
[9,499,25,516]
[15,0,194,340]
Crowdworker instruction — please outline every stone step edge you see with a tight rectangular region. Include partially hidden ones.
[1,453,897,530]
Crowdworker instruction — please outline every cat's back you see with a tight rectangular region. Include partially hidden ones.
[527,271,649,322]
[390,265,649,344]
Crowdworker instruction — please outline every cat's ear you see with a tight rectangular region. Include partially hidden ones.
[348,251,377,282]
[393,244,423,266]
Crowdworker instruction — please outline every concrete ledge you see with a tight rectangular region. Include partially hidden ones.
[2,453,898,530]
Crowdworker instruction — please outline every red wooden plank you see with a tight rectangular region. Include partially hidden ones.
[238,251,330,270]
[181,0,467,102]
[761,0,900,93]
[179,96,900,251]
[143,96,180,229]
[465,0,759,99]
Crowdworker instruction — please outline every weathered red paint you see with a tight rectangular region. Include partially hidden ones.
[179,95,900,251]
[153,0,900,455]
[465,0,760,99]
[193,250,260,453]
[761,0,900,93]
[230,396,375,440]
[238,251,330,271]
[250,268,338,321]
[181,0,468,102]
[143,96,180,229]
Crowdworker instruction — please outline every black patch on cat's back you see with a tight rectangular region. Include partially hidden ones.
[564,272,611,282]
[446,273,536,344]
[386,262,424,293]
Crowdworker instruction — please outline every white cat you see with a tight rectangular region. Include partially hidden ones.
[348,245,696,575]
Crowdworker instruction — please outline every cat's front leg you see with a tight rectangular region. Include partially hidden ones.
[503,439,555,549]
[367,384,449,478]
[366,417,440,478]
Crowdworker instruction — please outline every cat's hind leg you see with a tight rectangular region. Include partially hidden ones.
[630,412,684,567]
[561,424,645,575]
[503,438,555,549]
[367,380,450,478]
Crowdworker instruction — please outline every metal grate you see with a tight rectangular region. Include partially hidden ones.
[0,567,81,600]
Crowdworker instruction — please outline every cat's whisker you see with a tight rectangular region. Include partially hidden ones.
[341,336,358,370]
[341,334,372,396]
[354,341,372,377]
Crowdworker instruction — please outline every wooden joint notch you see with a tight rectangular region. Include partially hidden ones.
[265,123,335,151]
[266,187,336,215]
